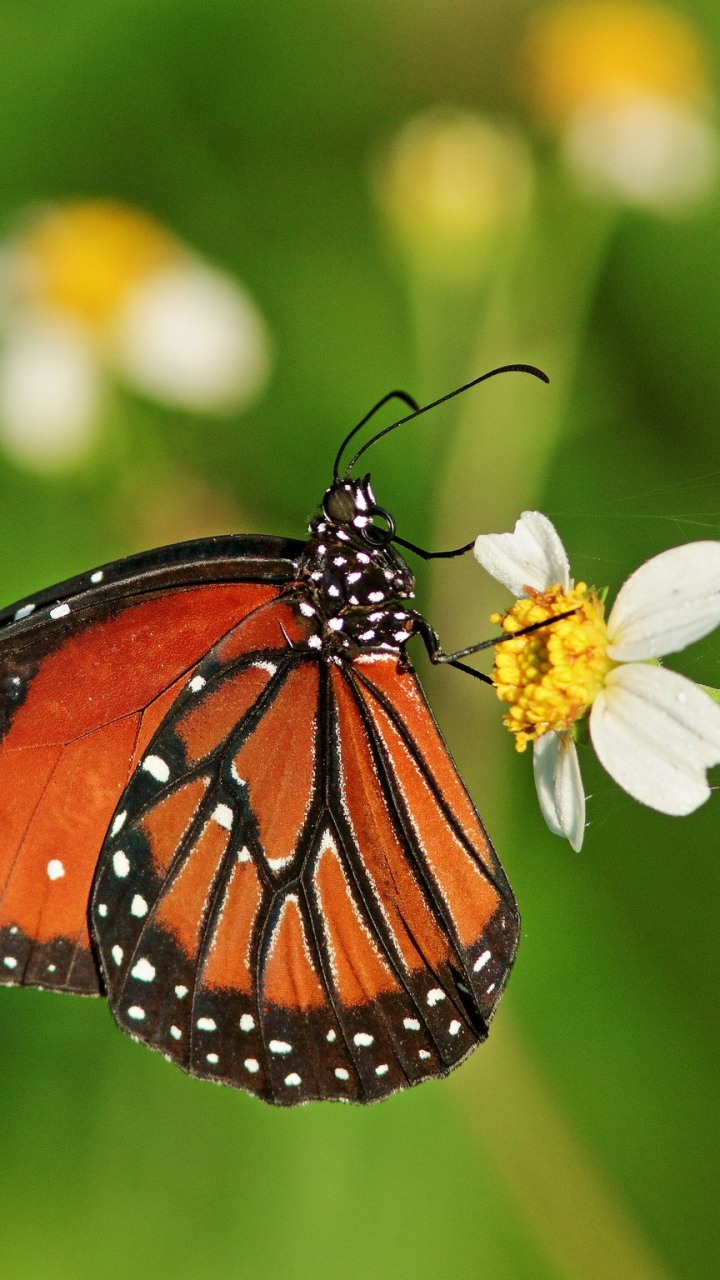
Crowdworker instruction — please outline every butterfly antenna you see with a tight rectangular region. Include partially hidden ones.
[333,390,421,482]
[343,364,549,478]
[393,534,476,561]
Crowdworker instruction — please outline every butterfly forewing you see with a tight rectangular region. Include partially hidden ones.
[0,567,289,995]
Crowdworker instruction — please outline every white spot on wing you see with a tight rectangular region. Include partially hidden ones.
[127,1006,145,1021]
[267,856,291,872]
[449,1020,462,1036]
[284,1072,301,1086]
[111,945,123,966]
[237,847,252,863]
[419,1049,431,1060]
[307,635,322,650]
[197,1017,217,1031]
[326,1029,336,1043]
[98,903,108,917]
[403,1018,421,1031]
[46,859,64,880]
[375,1064,389,1076]
[188,675,206,692]
[269,1039,292,1054]
[353,1032,374,1047]
[14,603,35,620]
[131,958,156,982]
[474,949,491,973]
[244,1058,259,1073]
[206,1053,219,1065]
[334,1067,349,1081]
[239,1013,255,1032]
[90,570,104,583]
[47,964,56,972]
[3,956,17,969]
[130,894,148,918]
[300,602,315,616]
[142,755,170,783]
[112,850,130,878]
[50,603,70,619]
[170,1025,182,1040]
[175,985,188,999]
[111,811,127,837]
[426,988,445,1007]
[212,803,233,830]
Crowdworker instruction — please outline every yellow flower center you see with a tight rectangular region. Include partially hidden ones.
[491,583,613,752]
[21,201,181,330]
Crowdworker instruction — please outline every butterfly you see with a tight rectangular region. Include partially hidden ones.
[0,364,547,1105]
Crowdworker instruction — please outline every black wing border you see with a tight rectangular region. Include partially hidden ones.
[0,534,306,636]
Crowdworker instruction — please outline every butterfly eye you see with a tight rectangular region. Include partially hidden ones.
[323,486,356,523]
[362,505,396,547]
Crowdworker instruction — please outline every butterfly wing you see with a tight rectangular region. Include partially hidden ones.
[0,535,303,995]
[92,599,518,1104]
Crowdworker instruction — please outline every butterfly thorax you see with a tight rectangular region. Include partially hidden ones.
[295,479,417,656]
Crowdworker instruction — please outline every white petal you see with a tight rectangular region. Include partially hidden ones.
[0,318,101,469]
[589,663,720,816]
[533,731,586,851]
[606,542,720,661]
[110,262,271,413]
[474,511,570,597]
[562,94,718,212]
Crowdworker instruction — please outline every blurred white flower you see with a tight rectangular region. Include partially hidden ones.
[0,201,271,470]
[563,92,718,210]
[524,2,718,212]
[475,511,720,849]
[110,262,269,413]
[0,317,101,469]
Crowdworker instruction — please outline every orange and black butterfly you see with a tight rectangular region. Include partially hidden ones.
[0,365,547,1105]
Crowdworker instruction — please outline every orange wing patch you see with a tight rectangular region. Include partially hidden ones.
[201,854,263,994]
[175,664,275,765]
[153,812,232,959]
[331,666,452,977]
[355,681,500,950]
[139,776,211,876]
[313,830,401,1007]
[262,893,327,1011]
[233,662,319,874]
[354,654,497,876]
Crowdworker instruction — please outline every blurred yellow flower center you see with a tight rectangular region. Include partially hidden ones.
[491,583,612,752]
[524,2,711,128]
[22,201,180,329]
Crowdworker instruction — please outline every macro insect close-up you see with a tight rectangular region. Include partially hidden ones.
[0,368,548,1105]
[1,2,720,1278]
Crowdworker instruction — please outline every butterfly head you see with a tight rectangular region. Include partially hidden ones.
[298,477,416,646]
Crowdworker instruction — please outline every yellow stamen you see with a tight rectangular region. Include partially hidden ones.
[491,583,612,751]
[21,201,180,329]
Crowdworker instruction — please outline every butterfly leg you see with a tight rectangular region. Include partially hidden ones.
[412,607,579,684]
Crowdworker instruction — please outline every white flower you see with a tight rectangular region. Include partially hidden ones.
[475,511,720,849]
[0,315,102,468]
[0,201,272,471]
[109,262,270,413]
[562,93,718,212]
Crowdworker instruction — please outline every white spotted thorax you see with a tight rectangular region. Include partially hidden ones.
[297,477,417,654]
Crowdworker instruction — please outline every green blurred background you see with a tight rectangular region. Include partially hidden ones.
[0,1,719,1277]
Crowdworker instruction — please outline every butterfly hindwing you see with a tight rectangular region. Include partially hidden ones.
[91,593,518,1104]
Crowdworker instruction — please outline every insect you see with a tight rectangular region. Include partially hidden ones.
[0,365,548,1105]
